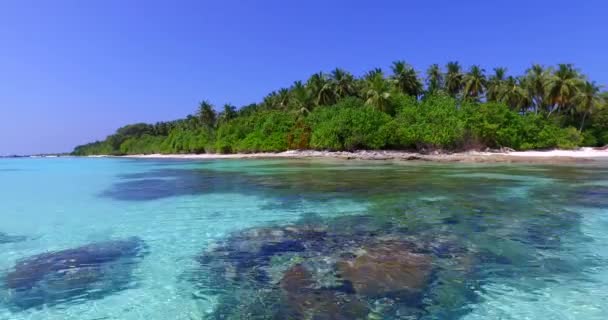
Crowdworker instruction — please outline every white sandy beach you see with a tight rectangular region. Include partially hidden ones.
[508,148,608,158]
[108,148,608,163]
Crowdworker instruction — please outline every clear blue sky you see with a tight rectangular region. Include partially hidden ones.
[1,0,606,155]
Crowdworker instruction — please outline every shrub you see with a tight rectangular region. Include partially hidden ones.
[119,134,165,154]
[214,110,297,153]
[588,107,608,146]
[464,102,523,149]
[517,115,582,150]
[582,131,598,147]
[287,120,312,150]
[161,127,212,153]
[72,141,115,155]
[307,98,392,150]
[237,111,297,152]
[214,117,253,153]
[390,94,465,150]
[535,126,582,150]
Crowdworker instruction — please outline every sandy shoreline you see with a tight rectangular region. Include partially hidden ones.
[94,148,608,164]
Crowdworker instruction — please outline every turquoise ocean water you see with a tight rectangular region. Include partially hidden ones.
[0,157,607,319]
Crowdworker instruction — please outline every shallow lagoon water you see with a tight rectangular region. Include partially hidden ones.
[0,157,607,319]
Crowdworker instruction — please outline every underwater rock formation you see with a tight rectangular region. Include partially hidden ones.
[0,232,27,244]
[2,237,147,309]
[577,186,608,207]
[278,264,369,319]
[335,240,432,298]
[196,216,479,319]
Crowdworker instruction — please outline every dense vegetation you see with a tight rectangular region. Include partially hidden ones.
[73,62,608,155]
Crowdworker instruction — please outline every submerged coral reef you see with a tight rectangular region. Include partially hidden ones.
[195,215,480,319]
[2,237,147,310]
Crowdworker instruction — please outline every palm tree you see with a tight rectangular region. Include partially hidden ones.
[277,88,290,109]
[601,92,608,110]
[197,100,217,129]
[362,69,393,114]
[289,80,312,114]
[545,64,583,116]
[445,61,463,98]
[238,103,259,117]
[365,68,383,79]
[425,64,444,94]
[462,65,487,100]
[262,91,280,109]
[306,72,336,106]
[218,104,237,123]
[330,68,357,100]
[575,81,602,131]
[602,91,608,104]
[524,64,550,113]
[486,67,507,102]
[390,61,423,97]
[499,76,530,112]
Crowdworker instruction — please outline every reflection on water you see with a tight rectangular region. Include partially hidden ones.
[1,158,608,319]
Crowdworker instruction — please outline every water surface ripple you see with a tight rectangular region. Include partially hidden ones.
[0,158,607,319]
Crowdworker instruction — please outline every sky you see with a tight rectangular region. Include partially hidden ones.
[0,0,606,155]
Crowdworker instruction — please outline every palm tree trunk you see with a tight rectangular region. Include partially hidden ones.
[547,104,559,117]
[579,111,588,132]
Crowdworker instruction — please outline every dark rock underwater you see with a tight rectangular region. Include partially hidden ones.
[3,160,605,318]
[2,237,147,310]
[0,232,27,244]
[194,214,481,319]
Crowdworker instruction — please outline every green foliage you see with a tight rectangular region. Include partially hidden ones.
[161,128,212,153]
[238,111,297,152]
[464,102,522,148]
[287,120,312,150]
[587,106,608,146]
[119,134,165,154]
[362,69,394,114]
[515,114,582,150]
[213,116,252,153]
[535,124,582,150]
[389,94,465,149]
[74,61,604,156]
[582,131,598,147]
[462,103,583,150]
[116,123,155,137]
[198,101,217,129]
[72,141,115,156]
[72,123,159,155]
[307,98,392,150]
[214,111,297,153]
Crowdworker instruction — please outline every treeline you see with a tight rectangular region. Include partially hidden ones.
[72,62,608,155]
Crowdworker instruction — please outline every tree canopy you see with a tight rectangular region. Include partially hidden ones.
[72,61,607,156]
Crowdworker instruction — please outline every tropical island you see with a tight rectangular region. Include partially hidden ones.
[72,62,607,157]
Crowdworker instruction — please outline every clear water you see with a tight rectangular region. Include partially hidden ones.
[0,157,607,319]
